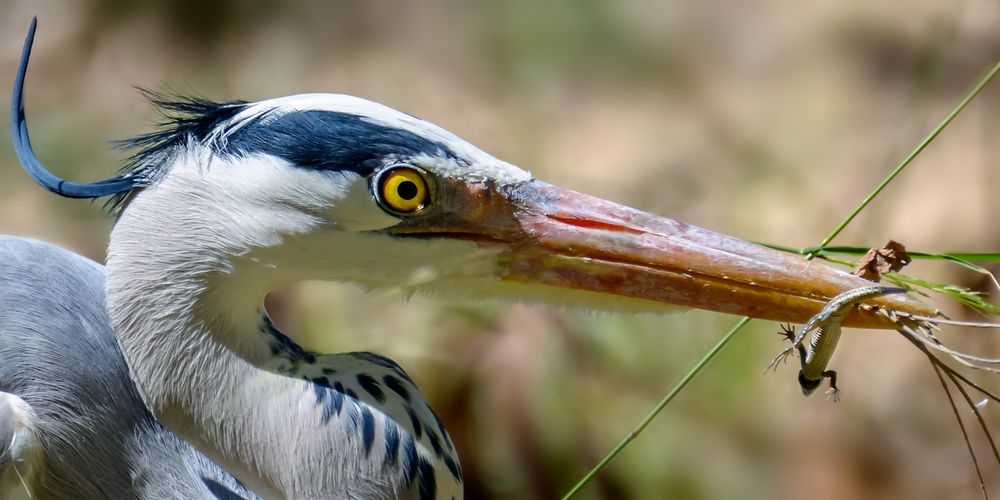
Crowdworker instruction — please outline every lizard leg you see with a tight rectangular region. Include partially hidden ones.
[823,370,840,402]
[766,324,806,373]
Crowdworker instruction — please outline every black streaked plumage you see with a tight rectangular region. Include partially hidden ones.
[224,110,460,175]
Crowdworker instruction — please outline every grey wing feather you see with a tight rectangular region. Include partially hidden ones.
[0,236,256,499]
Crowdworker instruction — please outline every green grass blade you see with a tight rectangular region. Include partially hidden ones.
[886,274,1000,316]
[760,242,1000,316]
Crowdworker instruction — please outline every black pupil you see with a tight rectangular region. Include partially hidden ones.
[397,180,419,200]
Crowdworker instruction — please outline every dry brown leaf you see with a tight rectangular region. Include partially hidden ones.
[852,240,912,282]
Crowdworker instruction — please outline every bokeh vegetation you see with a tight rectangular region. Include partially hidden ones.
[1,1,999,498]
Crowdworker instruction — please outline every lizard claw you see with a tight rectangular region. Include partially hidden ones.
[826,387,841,403]
[765,323,801,374]
[764,347,796,374]
[777,323,797,342]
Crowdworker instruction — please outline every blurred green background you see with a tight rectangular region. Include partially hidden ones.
[2,1,1000,498]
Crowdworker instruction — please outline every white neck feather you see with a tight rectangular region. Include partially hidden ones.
[106,150,461,499]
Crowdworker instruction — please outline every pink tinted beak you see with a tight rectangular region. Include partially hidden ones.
[489,181,936,328]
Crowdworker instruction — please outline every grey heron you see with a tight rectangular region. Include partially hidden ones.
[8,18,938,499]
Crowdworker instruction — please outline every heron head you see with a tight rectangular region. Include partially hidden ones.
[11,20,934,327]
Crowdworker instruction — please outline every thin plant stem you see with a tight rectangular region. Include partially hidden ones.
[809,58,1000,257]
[930,363,989,500]
[561,317,752,500]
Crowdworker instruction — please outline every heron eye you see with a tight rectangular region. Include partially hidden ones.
[377,167,429,214]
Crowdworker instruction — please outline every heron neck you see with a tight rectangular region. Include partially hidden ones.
[106,202,458,499]
[106,228,289,496]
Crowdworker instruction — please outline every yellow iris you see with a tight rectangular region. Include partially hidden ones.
[378,167,428,213]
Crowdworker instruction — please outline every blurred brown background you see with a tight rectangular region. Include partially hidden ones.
[2,1,999,499]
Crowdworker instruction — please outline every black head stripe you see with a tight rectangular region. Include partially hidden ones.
[223,110,459,176]
[118,91,248,164]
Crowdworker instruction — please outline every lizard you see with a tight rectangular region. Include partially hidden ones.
[768,285,908,401]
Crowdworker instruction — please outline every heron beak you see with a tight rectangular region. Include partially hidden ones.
[400,178,936,328]
[502,180,937,328]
